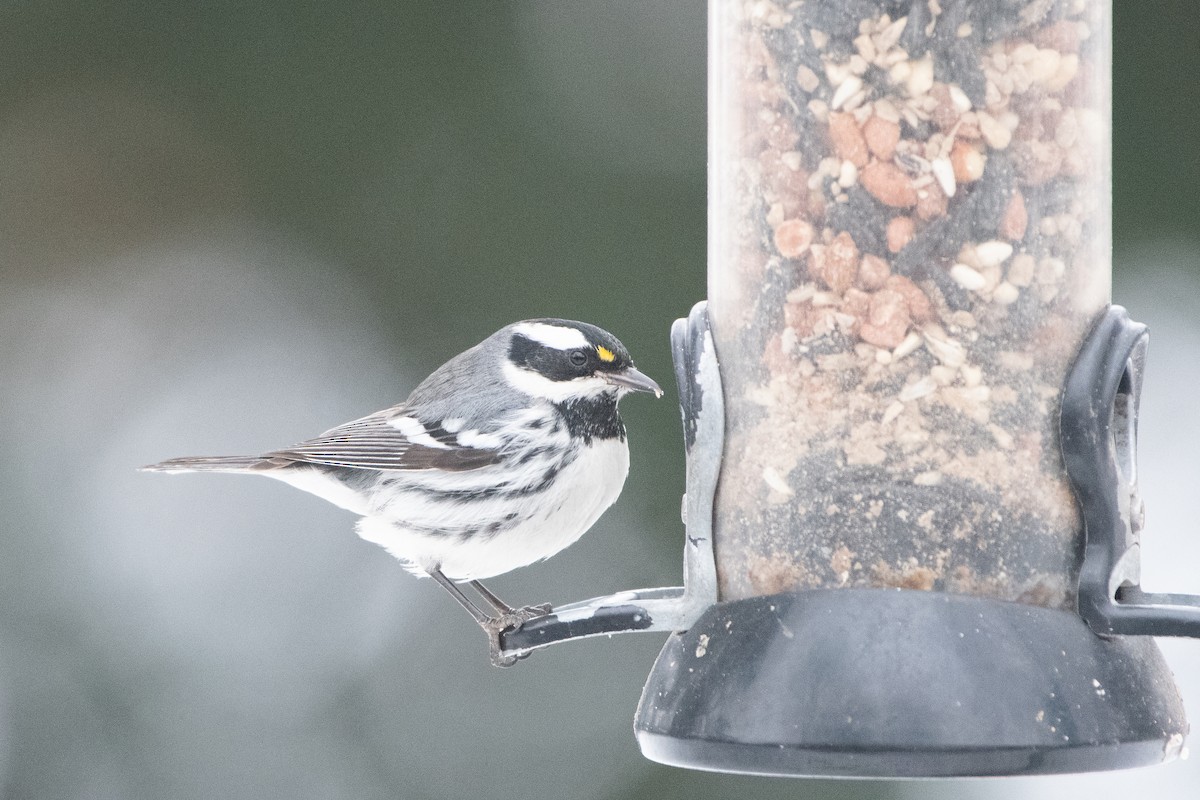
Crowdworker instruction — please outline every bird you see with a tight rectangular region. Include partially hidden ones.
[143,318,662,666]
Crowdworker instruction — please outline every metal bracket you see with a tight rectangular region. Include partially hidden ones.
[1062,304,1200,637]
[497,301,723,659]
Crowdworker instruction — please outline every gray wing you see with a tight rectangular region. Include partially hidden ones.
[272,329,524,473]
[265,408,502,472]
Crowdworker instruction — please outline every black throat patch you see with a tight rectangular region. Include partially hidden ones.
[554,394,626,444]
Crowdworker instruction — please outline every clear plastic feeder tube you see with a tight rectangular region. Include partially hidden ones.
[708,0,1111,607]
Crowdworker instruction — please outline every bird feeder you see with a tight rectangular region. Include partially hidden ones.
[499,0,1200,778]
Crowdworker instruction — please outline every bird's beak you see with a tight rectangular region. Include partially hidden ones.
[604,366,663,398]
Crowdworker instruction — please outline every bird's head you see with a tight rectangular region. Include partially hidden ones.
[502,319,662,403]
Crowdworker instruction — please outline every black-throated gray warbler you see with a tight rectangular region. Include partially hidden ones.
[143,319,662,666]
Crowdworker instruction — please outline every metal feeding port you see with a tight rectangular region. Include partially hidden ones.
[1064,306,1200,637]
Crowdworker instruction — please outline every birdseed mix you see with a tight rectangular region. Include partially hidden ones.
[708,0,1110,607]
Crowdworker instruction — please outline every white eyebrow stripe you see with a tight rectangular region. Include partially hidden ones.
[512,322,590,350]
[388,416,452,449]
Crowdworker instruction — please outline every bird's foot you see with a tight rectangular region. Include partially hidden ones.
[483,604,553,668]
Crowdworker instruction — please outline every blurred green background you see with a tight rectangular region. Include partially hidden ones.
[0,2,1197,799]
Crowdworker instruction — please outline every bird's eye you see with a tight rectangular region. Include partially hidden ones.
[569,350,588,367]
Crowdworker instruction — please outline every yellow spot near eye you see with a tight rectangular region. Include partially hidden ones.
[596,346,615,363]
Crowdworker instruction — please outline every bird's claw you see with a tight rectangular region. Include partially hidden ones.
[484,604,553,668]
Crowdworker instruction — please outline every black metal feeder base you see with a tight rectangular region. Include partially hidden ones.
[634,588,1187,778]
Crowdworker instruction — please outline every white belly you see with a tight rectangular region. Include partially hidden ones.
[356,438,631,580]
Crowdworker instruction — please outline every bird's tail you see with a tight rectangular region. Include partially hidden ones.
[140,455,266,474]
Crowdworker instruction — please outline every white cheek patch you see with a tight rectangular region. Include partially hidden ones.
[513,322,590,350]
[502,361,610,402]
[389,415,452,449]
